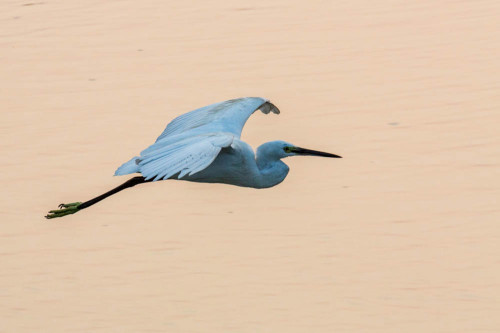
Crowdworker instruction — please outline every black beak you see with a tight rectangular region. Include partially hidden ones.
[294,147,342,158]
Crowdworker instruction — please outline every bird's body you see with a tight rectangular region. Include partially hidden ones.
[182,139,290,188]
[113,97,283,186]
[46,97,340,218]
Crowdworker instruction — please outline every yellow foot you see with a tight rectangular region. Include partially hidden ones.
[45,202,82,219]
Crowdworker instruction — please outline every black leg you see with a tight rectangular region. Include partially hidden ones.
[45,176,151,219]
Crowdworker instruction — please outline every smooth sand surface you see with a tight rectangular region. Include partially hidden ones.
[2,1,499,332]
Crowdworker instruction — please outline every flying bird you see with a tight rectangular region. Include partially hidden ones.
[46,97,341,219]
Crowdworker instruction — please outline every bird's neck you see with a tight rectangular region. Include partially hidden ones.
[255,156,290,188]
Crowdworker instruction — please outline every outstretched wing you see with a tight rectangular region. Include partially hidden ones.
[138,132,235,181]
[115,97,280,180]
[155,97,280,142]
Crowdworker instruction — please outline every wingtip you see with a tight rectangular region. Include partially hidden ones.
[259,101,280,115]
[270,102,280,114]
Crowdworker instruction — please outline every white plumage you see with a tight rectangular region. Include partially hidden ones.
[115,97,280,181]
[46,97,341,218]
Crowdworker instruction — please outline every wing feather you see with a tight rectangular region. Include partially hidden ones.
[115,97,280,179]
[138,133,234,181]
[155,97,279,142]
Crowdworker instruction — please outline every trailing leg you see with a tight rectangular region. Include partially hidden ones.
[45,176,150,219]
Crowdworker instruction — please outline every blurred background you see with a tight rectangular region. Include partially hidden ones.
[1,1,499,332]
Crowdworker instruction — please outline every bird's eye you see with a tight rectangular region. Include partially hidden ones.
[283,146,292,153]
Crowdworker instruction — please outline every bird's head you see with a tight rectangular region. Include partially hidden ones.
[257,140,342,160]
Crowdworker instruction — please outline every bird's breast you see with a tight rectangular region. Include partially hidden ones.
[181,143,262,188]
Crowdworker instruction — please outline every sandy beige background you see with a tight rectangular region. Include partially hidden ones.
[1,0,499,332]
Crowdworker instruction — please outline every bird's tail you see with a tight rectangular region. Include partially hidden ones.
[114,156,140,176]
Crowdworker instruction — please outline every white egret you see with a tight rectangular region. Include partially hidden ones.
[46,97,341,219]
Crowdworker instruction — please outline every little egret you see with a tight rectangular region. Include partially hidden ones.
[45,97,341,219]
